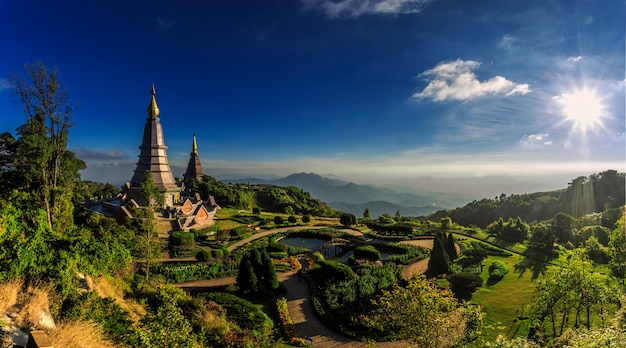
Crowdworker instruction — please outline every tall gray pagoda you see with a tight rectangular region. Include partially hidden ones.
[183,133,204,181]
[129,85,181,206]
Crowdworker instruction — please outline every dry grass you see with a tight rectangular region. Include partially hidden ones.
[91,275,146,323]
[0,277,23,314]
[14,282,53,329]
[47,320,117,348]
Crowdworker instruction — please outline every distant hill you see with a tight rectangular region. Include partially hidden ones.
[426,170,625,228]
[222,172,452,217]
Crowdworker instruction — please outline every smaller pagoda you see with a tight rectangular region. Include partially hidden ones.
[183,133,204,181]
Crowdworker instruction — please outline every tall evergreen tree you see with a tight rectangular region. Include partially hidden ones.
[427,232,451,277]
[445,233,458,260]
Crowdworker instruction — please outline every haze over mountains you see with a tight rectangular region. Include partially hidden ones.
[221,173,477,218]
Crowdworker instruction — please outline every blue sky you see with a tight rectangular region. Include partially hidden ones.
[1,0,624,194]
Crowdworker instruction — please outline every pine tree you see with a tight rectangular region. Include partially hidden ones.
[427,232,451,277]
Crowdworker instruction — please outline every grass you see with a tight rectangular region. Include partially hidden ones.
[470,254,536,343]
[0,277,23,314]
[48,320,117,348]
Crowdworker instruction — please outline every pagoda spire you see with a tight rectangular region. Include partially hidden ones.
[184,132,204,181]
[146,84,160,118]
[192,132,198,155]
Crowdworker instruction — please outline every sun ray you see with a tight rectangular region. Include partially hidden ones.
[556,88,606,133]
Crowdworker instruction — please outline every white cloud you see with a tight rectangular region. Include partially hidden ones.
[567,56,584,62]
[499,34,517,50]
[413,59,532,102]
[302,0,433,18]
[520,133,552,147]
[0,78,10,92]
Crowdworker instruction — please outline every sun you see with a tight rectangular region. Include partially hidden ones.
[557,88,605,133]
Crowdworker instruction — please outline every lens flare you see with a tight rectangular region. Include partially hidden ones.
[556,88,605,133]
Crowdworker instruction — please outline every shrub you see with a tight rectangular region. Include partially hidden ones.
[274,297,305,345]
[488,260,509,282]
[302,214,311,223]
[196,249,212,262]
[274,216,284,225]
[447,273,483,300]
[354,245,381,261]
[252,207,261,215]
[267,242,288,253]
[269,252,289,259]
[169,231,195,248]
[230,226,248,237]
[202,292,274,332]
[313,260,355,282]
[212,249,224,259]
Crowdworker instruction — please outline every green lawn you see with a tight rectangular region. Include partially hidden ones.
[470,254,536,344]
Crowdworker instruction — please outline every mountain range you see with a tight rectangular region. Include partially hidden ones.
[219,172,469,218]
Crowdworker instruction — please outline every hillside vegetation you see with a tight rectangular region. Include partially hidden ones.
[427,170,624,228]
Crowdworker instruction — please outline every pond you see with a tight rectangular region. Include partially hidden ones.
[280,237,402,263]
[280,237,326,251]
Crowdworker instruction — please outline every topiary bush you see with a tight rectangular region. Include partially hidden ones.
[353,245,381,261]
[196,249,212,262]
[212,249,224,259]
[302,214,311,223]
[488,260,509,283]
[169,231,195,249]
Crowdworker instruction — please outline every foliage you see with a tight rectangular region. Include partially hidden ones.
[340,212,357,226]
[201,292,274,333]
[608,214,626,278]
[382,243,430,265]
[428,170,625,228]
[488,260,509,282]
[427,232,451,277]
[310,259,355,282]
[287,215,297,223]
[236,248,279,294]
[195,249,212,261]
[488,217,530,243]
[273,215,284,225]
[529,249,618,342]
[274,297,305,346]
[364,275,484,347]
[137,287,195,347]
[199,177,336,216]
[7,62,85,233]
[61,291,135,344]
[169,231,195,248]
[152,261,238,283]
[301,214,311,223]
[365,221,413,236]
[447,272,483,300]
[353,245,381,261]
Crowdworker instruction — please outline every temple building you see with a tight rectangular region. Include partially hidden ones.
[183,133,204,181]
[128,85,181,206]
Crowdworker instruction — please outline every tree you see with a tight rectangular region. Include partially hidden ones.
[608,214,626,279]
[340,213,356,227]
[394,209,402,221]
[441,217,452,230]
[363,208,370,220]
[364,275,484,347]
[301,214,311,223]
[427,232,451,277]
[9,62,85,232]
[137,171,164,283]
[273,215,284,225]
[530,249,612,340]
[236,254,258,294]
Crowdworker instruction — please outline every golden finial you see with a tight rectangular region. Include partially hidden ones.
[192,133,198,155]
[147,84,160,117]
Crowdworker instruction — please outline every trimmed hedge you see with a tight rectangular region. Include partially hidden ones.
[169,231,194,248]
[353,245,381,261]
